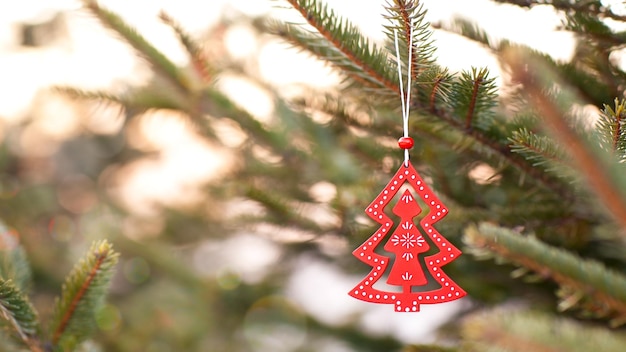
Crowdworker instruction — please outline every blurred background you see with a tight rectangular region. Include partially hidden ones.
[0,0,606,351]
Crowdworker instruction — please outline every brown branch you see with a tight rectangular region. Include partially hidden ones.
[285,0,399,94]
[612,105,623,152]
[394,0,418,80]
[465,75,482,129]
[429,76,442,113]
[52,251,107,345]
[506,51,626,232]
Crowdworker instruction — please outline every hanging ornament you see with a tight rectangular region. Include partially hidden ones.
[348,23,466,312]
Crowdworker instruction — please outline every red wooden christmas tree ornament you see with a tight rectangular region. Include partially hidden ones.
[348,23,465,312]
[348,162,466,312]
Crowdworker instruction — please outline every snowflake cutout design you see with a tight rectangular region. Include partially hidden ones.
[391,233,417,248]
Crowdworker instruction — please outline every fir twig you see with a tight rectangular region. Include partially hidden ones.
[0,222,32,292]
[81,0,191,94]
[463,308,626,352]
[0,279,41,352]
[509,128,574,178]
[466,223,626,326]
[158,11,213,84]
[429,73,446,112]
[282,0,399,93]
[394,0,418,79]
[465,73,483,129]
[597,98,626,156]
[50,240,119,351]
[505,50,626,232]
[494,0,626,23]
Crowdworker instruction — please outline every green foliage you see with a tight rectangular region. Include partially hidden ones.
[5,0,626,350]
[382,0,436,72]
[0,229,118,352]
[509,128,572,177]
[0,222,31,293]
[462,309,626,352]
[465,223,626,326]
[448,67,497,131]
[80,0,192,95]
[0,280,39,349]
[597,98,626,160]
[49,240,119,352]
[270,0,398,96]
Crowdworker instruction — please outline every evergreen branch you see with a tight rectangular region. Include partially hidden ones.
[494,0,626,23]
[0,222,32,292]
[383,0,436,76]
[394,0,417,79]
[53,86,190,114]
[81,0,192,94]
[269,22,387,91]
[0,279,41,352]
[465,223,626,325]
[436,16,500,50]
[465,71,483,129]
[275,2,570,199]
[387,0,423,79]
[158,11,213,84]
[244,187,324,233]
[428,68,453,113]
[442,19,618,106]
[509,128,572,175]
[404,345,458,352]
[462,308,626,352]
[505,50,626,232]
[597,98,626,158]
[282,0,399,93]
[427,108,573,200]
[50,240,119,351]
[449,67,497,131]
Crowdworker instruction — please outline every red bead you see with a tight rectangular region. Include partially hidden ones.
[398,136,414,149]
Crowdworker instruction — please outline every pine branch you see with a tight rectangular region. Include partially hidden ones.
[53,86,191,115]
[465,71,483,129]
[272,0,575,201]
[493,0,626,23]
[404,345,458,352]
[279,0,399,93]
[425,66,454,112]
[462,308,626,352]
[449,67,497,131]
[383,0,436,79]
[81,0,192,94]
[50,240,119,351]
[465,223,626,326]
[158,11,213,84]
[505,49,626,232]
[509,128,573,177]
[0,279,41,352]
[244,186,325,233]
[597,98,626,159]
[0,222,32,292]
